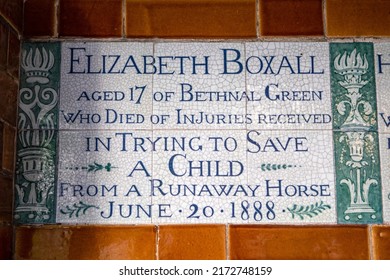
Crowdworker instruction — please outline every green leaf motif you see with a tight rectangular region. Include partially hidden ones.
[260,163,300,172]
[286,201,331,220]
[65,162,116,173]
[60,201,99,218]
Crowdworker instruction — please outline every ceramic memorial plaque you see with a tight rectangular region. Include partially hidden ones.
[14,41,388,225]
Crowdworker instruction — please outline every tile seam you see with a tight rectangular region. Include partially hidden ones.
[256,0,260,39]
[122,0,126,38]
[368,225,374,260]
[0,12,22,38]
[19,37,390,42]
[54,0,60,37]
[0,118,16,129]
[323,0,328,39]
[2,67,19,84]
[225,224,229,260]
[156,225,159,260]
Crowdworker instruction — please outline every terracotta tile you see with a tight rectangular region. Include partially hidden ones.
[159,225,226,260]
[0,0,23,32]
[59,0,122,37]
[1,122,15,173]
[0,225,12,259]
[259,0,323,36]
[24,0,56,37]
[0,21,7,70]
[0,175,13,223]
[6,29,19,79]
[229,225,369,260]
[126,0,256,38]
[0,71,17,126]
[327,0,390,37]
[372,226,390,259]
[15,225,156,260]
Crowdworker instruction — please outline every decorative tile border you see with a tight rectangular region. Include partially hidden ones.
[14,41,390,224]
[330,43,382,224]
[15,42,60,223]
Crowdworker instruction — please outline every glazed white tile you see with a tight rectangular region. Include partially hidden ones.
[379,133,390,223]
[152,43,247,130]
[56,130,153,224]
[60,42,153,130]
[245,42,332,130]
[375,43,390,133]
[246,130,337,224]
[151,129,248,224]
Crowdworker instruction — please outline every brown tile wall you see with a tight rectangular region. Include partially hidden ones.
[24,0,57,37]
[59,0,123,37]
[0,0,21,260]
[126,0,256,38]
[259,0,324,36]
[15,225,157,260]
[0,0,389,260]
[372,226,390,259]
[229,225,370,260]
[326,0,390,37]
[0,0,23,33]
[21,0,390,39]
[158,225,226,260]
[0,224,12,259]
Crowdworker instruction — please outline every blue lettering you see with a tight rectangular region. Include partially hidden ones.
[69,47,86,74]
[221,48,243,74]
[378,54,390,74]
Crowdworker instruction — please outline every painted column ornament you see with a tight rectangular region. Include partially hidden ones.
[334,48,377,220]
[15,45,59,223]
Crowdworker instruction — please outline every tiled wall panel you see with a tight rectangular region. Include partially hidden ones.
[15,41,390,228]
[4,0,390,261]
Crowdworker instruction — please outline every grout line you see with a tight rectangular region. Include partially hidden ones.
[54,0,60,37]
[323,0,328,39]
[156,225,159,260]
[368,224,374,260]
[19,37,390,42]
[256,0,260,39]
[122,0,126,38]
[225,224,229,260]
[0,12,22,39]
